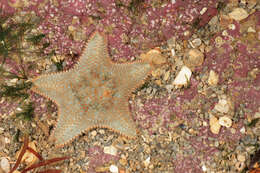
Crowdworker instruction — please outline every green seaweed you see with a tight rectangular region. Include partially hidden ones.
[0,82,32,99]
[247,118,260,127]
[15,102,34,121]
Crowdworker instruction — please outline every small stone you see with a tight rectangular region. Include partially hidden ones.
[247,0,257,9]
[8,0,23,8]
[247,26,256,33]
[240,127,246,134]
[191,38,202,47]
[0,127,4,134]
[215,36,224,47]
[143,157,150,168]
[10,78,18,84]
[109,165,118,173]
[228,8,249,21]
[200,7,207,15]
[219,116,232,128]
[172,66,192,87]
[119,158,127,166]
[202,165,207,172]
[184,49,204,68]
[99,129,105,134]
[249,68,259,79]
[16,141,38,166]
[165,84,174,92]
[237,154,246,162]
[235,162,245,171]
[210,114,221,134]
[214,99,229,113]
[96,166,109,172]
[91,130,97,137]
[208,70,219,86]
[151,68,163,78]
[68,25,75,32]
[171,48,175,56]
[0,157,10,173]
[163,71,170,81]
[104,145,118,156]
[228,24,236,30]
[140,48,166,65]
[0,136,5,150]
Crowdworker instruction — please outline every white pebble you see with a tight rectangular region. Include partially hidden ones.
[173,66,192,87]
[200,7,207,15]
[214,99,229,113]
[171,48,175,56]
[143,157,150,167]
[208,70,219,86]
[228,8,249,21]
[219,116,232,128]
[202,165,207,172]
[240,127,246,134]
[104,145,117,156]
[191,38,202,47]
[0,157,10,173]
[109,165,118,173]
[247,27,256,33]
[210,114,221,134]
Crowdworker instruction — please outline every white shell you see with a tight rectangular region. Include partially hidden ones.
[173,66,192,87]
[219,116,232,128]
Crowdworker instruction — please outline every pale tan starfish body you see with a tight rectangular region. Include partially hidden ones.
[31,32,152,147]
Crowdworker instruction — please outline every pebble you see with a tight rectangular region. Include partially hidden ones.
[201,165,207,172]
[240,127,246,134]
[140,48,166,65]
[0,136,5,150]
[172,66,192,87]
[237,154,246,162]
[16,141,38,165]
[0,127,4,134]
[163,71,170,81]
[208,70,219,86]
[200,7,207,15]
[171,48,175,56]
[214,98,230,114]
[209,114,221,134]
[191,38,202,48]
[228,8,249,21]
[215,36,224,47]
[9,78,18,84]
[184,49,204,68]
[104,145,118,156]
[143,157,150,168]
[219,116,232,128]
[109,165,119,173]
[235,162,245,171]
[91,130,97,137]
[0,157,10,173]
[247,26,256,33]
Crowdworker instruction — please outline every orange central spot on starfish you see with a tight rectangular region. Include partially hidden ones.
[31,32,152,147]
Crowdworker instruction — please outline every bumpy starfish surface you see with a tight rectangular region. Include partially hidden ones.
[31,32,152,147]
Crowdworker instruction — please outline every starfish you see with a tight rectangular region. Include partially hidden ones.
[31,32,152,147]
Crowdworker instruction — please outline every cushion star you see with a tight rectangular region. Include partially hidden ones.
[31,32,152,147]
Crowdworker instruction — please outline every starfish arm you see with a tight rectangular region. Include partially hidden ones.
[112,61,152,93]
[53,105,96,146]
[31,72,71,103]
[75,32,111,72]
[105,100,138,137]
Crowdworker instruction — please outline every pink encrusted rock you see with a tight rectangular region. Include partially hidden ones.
[174,156,202,173]
[87,146,119,173]
[0,0,218,61]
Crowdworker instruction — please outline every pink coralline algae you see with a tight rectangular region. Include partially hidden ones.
[87,146,119,173]
[1,0,218,61]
